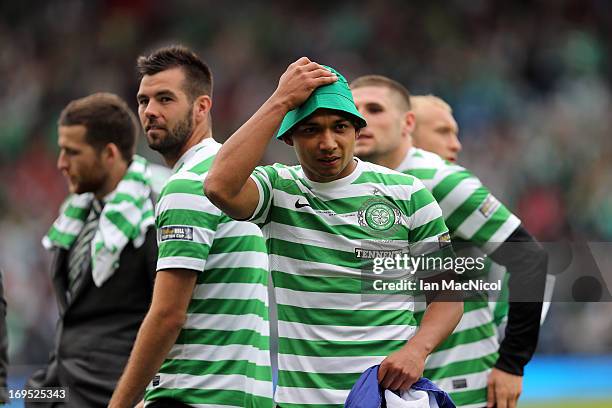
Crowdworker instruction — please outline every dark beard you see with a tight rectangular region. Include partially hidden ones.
[148,111,193,158]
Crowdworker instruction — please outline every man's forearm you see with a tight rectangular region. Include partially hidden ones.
[378,300,462,390]
[408,300,463,356]
[206,95,288,201]
[109,310,184,408]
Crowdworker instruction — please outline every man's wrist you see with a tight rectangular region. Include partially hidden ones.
[403,336,434,359]
[267,92,294,116]
[494,351,526,376]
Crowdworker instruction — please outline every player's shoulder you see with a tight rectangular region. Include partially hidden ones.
[359,159,422,187]
[255,162,305,183]
[159,171,205,198]
[268,162,302,175]
[180,141,221,176]
[405,147,464,170]
[160,142,223,195]
[403,148,476,181]
[156,164,221,217]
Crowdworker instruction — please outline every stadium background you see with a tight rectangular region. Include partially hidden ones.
[1,0,611,406]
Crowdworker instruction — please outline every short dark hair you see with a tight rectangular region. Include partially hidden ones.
[350,75,412,111]
[136,45,213,102]
[58,92,137,161]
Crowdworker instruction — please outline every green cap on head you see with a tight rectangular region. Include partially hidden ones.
[276,65,367,140]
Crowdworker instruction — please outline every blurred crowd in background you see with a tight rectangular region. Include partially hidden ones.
[1,0,611,370]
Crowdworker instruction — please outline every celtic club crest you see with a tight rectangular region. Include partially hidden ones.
[358,198,402,237]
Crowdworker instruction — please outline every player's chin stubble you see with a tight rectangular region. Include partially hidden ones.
[148,114,193,157]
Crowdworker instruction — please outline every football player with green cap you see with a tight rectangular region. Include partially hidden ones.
[206,57,463,407]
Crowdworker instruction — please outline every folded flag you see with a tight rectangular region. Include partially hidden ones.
[345,365,456,408]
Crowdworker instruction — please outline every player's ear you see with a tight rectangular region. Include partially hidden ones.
[403,111,416,138]
[194,95,212,122]
[100,142,122,166]
[103,143,118,158]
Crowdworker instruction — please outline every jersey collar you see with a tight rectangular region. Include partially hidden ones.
[173,137,217,173]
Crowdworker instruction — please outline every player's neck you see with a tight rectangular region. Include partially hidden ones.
[164,125,213,168]
[94,160,128,201]
[377,141,411,170]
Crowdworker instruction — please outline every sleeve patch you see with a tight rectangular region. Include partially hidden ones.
[438,231,451,248]
[479,194,500,218]
[160,226,194,241]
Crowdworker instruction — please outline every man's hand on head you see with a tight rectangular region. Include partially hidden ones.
[272,57,337,111]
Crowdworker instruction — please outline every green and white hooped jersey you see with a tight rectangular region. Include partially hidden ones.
[249,158,452,408]
[398,147,520,408]
[144,139,273,408]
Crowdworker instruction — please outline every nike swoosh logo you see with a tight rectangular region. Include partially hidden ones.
[295,199,310,208]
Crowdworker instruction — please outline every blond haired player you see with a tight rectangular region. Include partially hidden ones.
[352,75,547,408]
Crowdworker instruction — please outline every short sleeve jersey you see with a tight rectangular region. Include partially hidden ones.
[249,158,451,407]
[145,139,273,408]
[398,148,520,253]
[397,147,521,408]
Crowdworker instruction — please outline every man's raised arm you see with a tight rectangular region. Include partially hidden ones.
[205,57,337,219]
